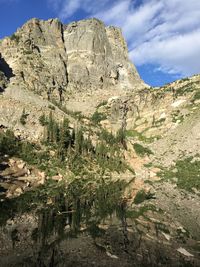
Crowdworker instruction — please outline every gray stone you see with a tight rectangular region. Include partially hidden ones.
[0,18,145,105]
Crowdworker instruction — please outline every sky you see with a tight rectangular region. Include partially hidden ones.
[0,0,200,87]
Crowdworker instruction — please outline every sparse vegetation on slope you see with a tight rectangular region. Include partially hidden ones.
[20,108,28,125]
[91,110,107,124]
[159,157,200,192]
[125,129,158,143]
[0,111,131,176]
[133,143,153,157]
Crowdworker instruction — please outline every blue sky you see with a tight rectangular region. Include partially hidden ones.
[0,0,200,87]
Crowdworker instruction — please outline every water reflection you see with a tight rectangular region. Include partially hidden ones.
[0,177,128,264]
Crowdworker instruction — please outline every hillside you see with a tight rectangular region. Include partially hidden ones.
[0,18,200,267]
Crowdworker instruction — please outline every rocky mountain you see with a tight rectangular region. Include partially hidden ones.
[0,18,200,267]
[0,18,145,101]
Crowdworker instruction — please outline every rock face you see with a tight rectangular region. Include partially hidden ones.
[63,19,142,91]
[0,54,11,91]
[0,18,145,103]
[0,18,68,101]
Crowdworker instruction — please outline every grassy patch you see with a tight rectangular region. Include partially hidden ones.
[91,111,107,124]
[192,91,200,102]
[174,84,195,97]
[159,157,200,192]
[144,162,153,168]
[125,129,159,143]
[133,143,153,157]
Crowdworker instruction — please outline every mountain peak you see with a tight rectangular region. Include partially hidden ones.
[0,18,146,105]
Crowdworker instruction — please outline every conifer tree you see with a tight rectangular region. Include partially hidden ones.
[75,127,84,155]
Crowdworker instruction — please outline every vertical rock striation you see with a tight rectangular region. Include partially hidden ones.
[63,18,144,91]
[0,18,146,103]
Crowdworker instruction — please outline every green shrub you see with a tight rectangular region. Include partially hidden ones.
[39,114,48,126]
[0,130,21,156]
[116,128,126,148]
[125,129,156,143]
[174,85,195,97]
[10,33,20,43]
[91,111,107,124]
[20,109,28,125]
[99,129,117,146]
[133,143,153,157]
[134,189,154,204]
[193,91,200,101]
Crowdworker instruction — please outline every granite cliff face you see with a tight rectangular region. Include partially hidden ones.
[0,18,145,104]
[63,19,142,91]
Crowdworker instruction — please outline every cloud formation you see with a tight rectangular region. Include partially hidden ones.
[48,0,200,77]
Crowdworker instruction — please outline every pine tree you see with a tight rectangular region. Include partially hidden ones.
[75,128,84,155]
[116,128,126,148]
[61,118,71,148]
[47,111,54,143]
[71,128,75,148]
[20,108,28,125]
[57,118,71,160]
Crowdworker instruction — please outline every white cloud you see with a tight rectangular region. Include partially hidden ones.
[59,0,81,19]
[48,0,113,19]
[48,0,200,77]
[131,29,200,76]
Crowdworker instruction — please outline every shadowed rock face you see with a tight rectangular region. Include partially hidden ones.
[0,18,146,103]
[0,71,7,92]
[0,55,14,80]
[0,54,13,92]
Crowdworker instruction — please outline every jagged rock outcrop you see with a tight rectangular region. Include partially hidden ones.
[0,18,146,104]
[0,19,68,101]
